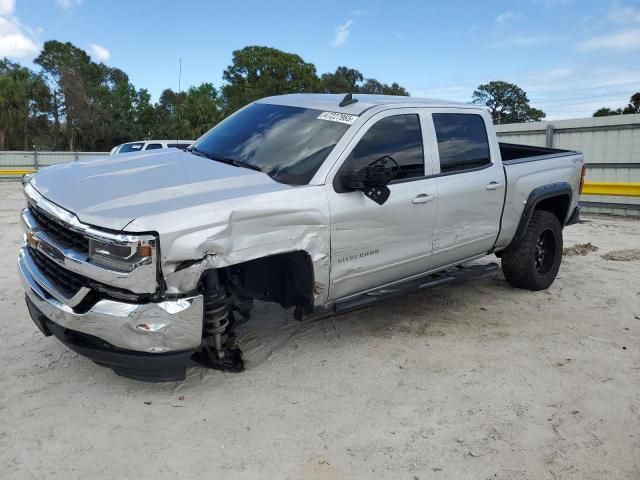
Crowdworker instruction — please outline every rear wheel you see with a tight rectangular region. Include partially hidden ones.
[501,210,563,290]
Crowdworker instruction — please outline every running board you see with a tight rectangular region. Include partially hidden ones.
[334,263,499,315]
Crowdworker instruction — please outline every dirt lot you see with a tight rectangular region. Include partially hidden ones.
[0,181,639,480]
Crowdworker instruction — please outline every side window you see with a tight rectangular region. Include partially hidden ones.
[145,143,163,150]
[433,114,491,174]
[342,114,425,181]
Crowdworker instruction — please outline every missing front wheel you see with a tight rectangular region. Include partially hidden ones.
[192,270,245,372]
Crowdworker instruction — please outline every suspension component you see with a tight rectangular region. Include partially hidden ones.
[192,270,244,372]
[204,289,230,360]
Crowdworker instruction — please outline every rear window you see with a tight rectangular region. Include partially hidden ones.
[118,142,145,153]
[433,114,491,174]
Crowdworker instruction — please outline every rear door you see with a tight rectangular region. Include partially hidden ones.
[326,109,439,300]
[427,110,505,267]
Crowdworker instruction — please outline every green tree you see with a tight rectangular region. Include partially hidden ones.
[3,42,419,151]
[35,41,95,150]
[321,67,364,93]
[221,46,321,114]
[593,107,622,117]
[321,66,410,96]
[592,92,640,117]
[85,66,155,150]
[623,92,640,114]
[360,79,409,96]
[0,61,22,150]
[181,83,221,137]
[131,88,156,139]
[0,59,50,150]
[25,72,52,149]
[34,41,154,151]
[153,88,186,139]
[472,81,545,124]
[153,84,222,140]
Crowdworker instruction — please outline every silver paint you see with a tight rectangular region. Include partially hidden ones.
[18,94,584,356]
[19,248,203,353]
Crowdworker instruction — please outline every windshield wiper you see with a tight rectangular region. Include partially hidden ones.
[187,147,262,172]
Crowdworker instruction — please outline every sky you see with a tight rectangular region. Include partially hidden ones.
[1,0,640,120]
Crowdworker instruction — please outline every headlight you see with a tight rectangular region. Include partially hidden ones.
[88,237,156,272]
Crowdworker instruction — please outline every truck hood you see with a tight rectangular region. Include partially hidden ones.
[31,149,291,231]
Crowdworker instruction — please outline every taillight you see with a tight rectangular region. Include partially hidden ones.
[579,163,587,194]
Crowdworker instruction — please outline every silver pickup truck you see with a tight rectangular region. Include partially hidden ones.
[18,94,585,381]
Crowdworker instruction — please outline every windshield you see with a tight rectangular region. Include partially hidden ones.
[118,142,145,153]
[191,103,353,185]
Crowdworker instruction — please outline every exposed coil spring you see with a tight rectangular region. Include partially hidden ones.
[203,288,230,360]
[204,302,229,336]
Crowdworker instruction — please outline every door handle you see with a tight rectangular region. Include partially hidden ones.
[486,182,504,191]
[412,193,435,204]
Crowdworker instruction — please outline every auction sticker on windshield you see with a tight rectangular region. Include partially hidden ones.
[317,111,358,125]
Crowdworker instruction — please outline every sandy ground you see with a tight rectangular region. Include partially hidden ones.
[0,181,639,480]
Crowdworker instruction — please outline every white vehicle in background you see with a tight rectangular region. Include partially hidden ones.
[109,139,194,155]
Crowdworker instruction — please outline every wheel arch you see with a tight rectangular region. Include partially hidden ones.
[217,250,316,310]
[506,182,572,251]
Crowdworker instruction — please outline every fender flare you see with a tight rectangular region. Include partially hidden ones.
[508,182,573,249]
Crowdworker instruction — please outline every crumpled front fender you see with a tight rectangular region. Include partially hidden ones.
[128,185,332,305]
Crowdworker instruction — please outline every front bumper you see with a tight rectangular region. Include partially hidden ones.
[19,247,204,380]
[25,296,194,382]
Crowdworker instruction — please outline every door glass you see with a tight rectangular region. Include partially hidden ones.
[145,143,163,150]
[341,114,424,182]
[432,114,490,173]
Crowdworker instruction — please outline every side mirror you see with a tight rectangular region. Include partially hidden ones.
[342,156,399,205]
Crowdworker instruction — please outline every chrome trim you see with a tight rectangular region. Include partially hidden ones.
[20,246,90,307]
[24,182,156,246]
[21,207,158,295]
[19,249,203,353]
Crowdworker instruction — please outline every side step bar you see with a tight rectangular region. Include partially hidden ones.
[334,263,499,315]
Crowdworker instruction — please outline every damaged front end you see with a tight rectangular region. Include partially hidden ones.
[163,249,320,374]
[20,184,331,381]
[18,185,204,381]
[151,188,332,376]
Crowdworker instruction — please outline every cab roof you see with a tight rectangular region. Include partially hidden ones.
[257,93,481,115]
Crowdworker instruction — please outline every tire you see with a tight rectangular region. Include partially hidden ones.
[501,210,563,291]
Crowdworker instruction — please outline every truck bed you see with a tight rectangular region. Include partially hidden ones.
[494,143,584,251]
[499,142,578,164]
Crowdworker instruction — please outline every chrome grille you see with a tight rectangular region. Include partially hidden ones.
[31,248,84,297]
[30,247,151,303]
[28,204,89,253]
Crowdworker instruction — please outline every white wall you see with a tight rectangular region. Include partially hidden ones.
[0,151,109,168]
[496,114,640,216]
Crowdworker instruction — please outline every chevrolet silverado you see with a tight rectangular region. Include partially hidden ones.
[18,93,585,381]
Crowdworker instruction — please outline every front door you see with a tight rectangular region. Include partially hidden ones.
[326,110,438,300]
